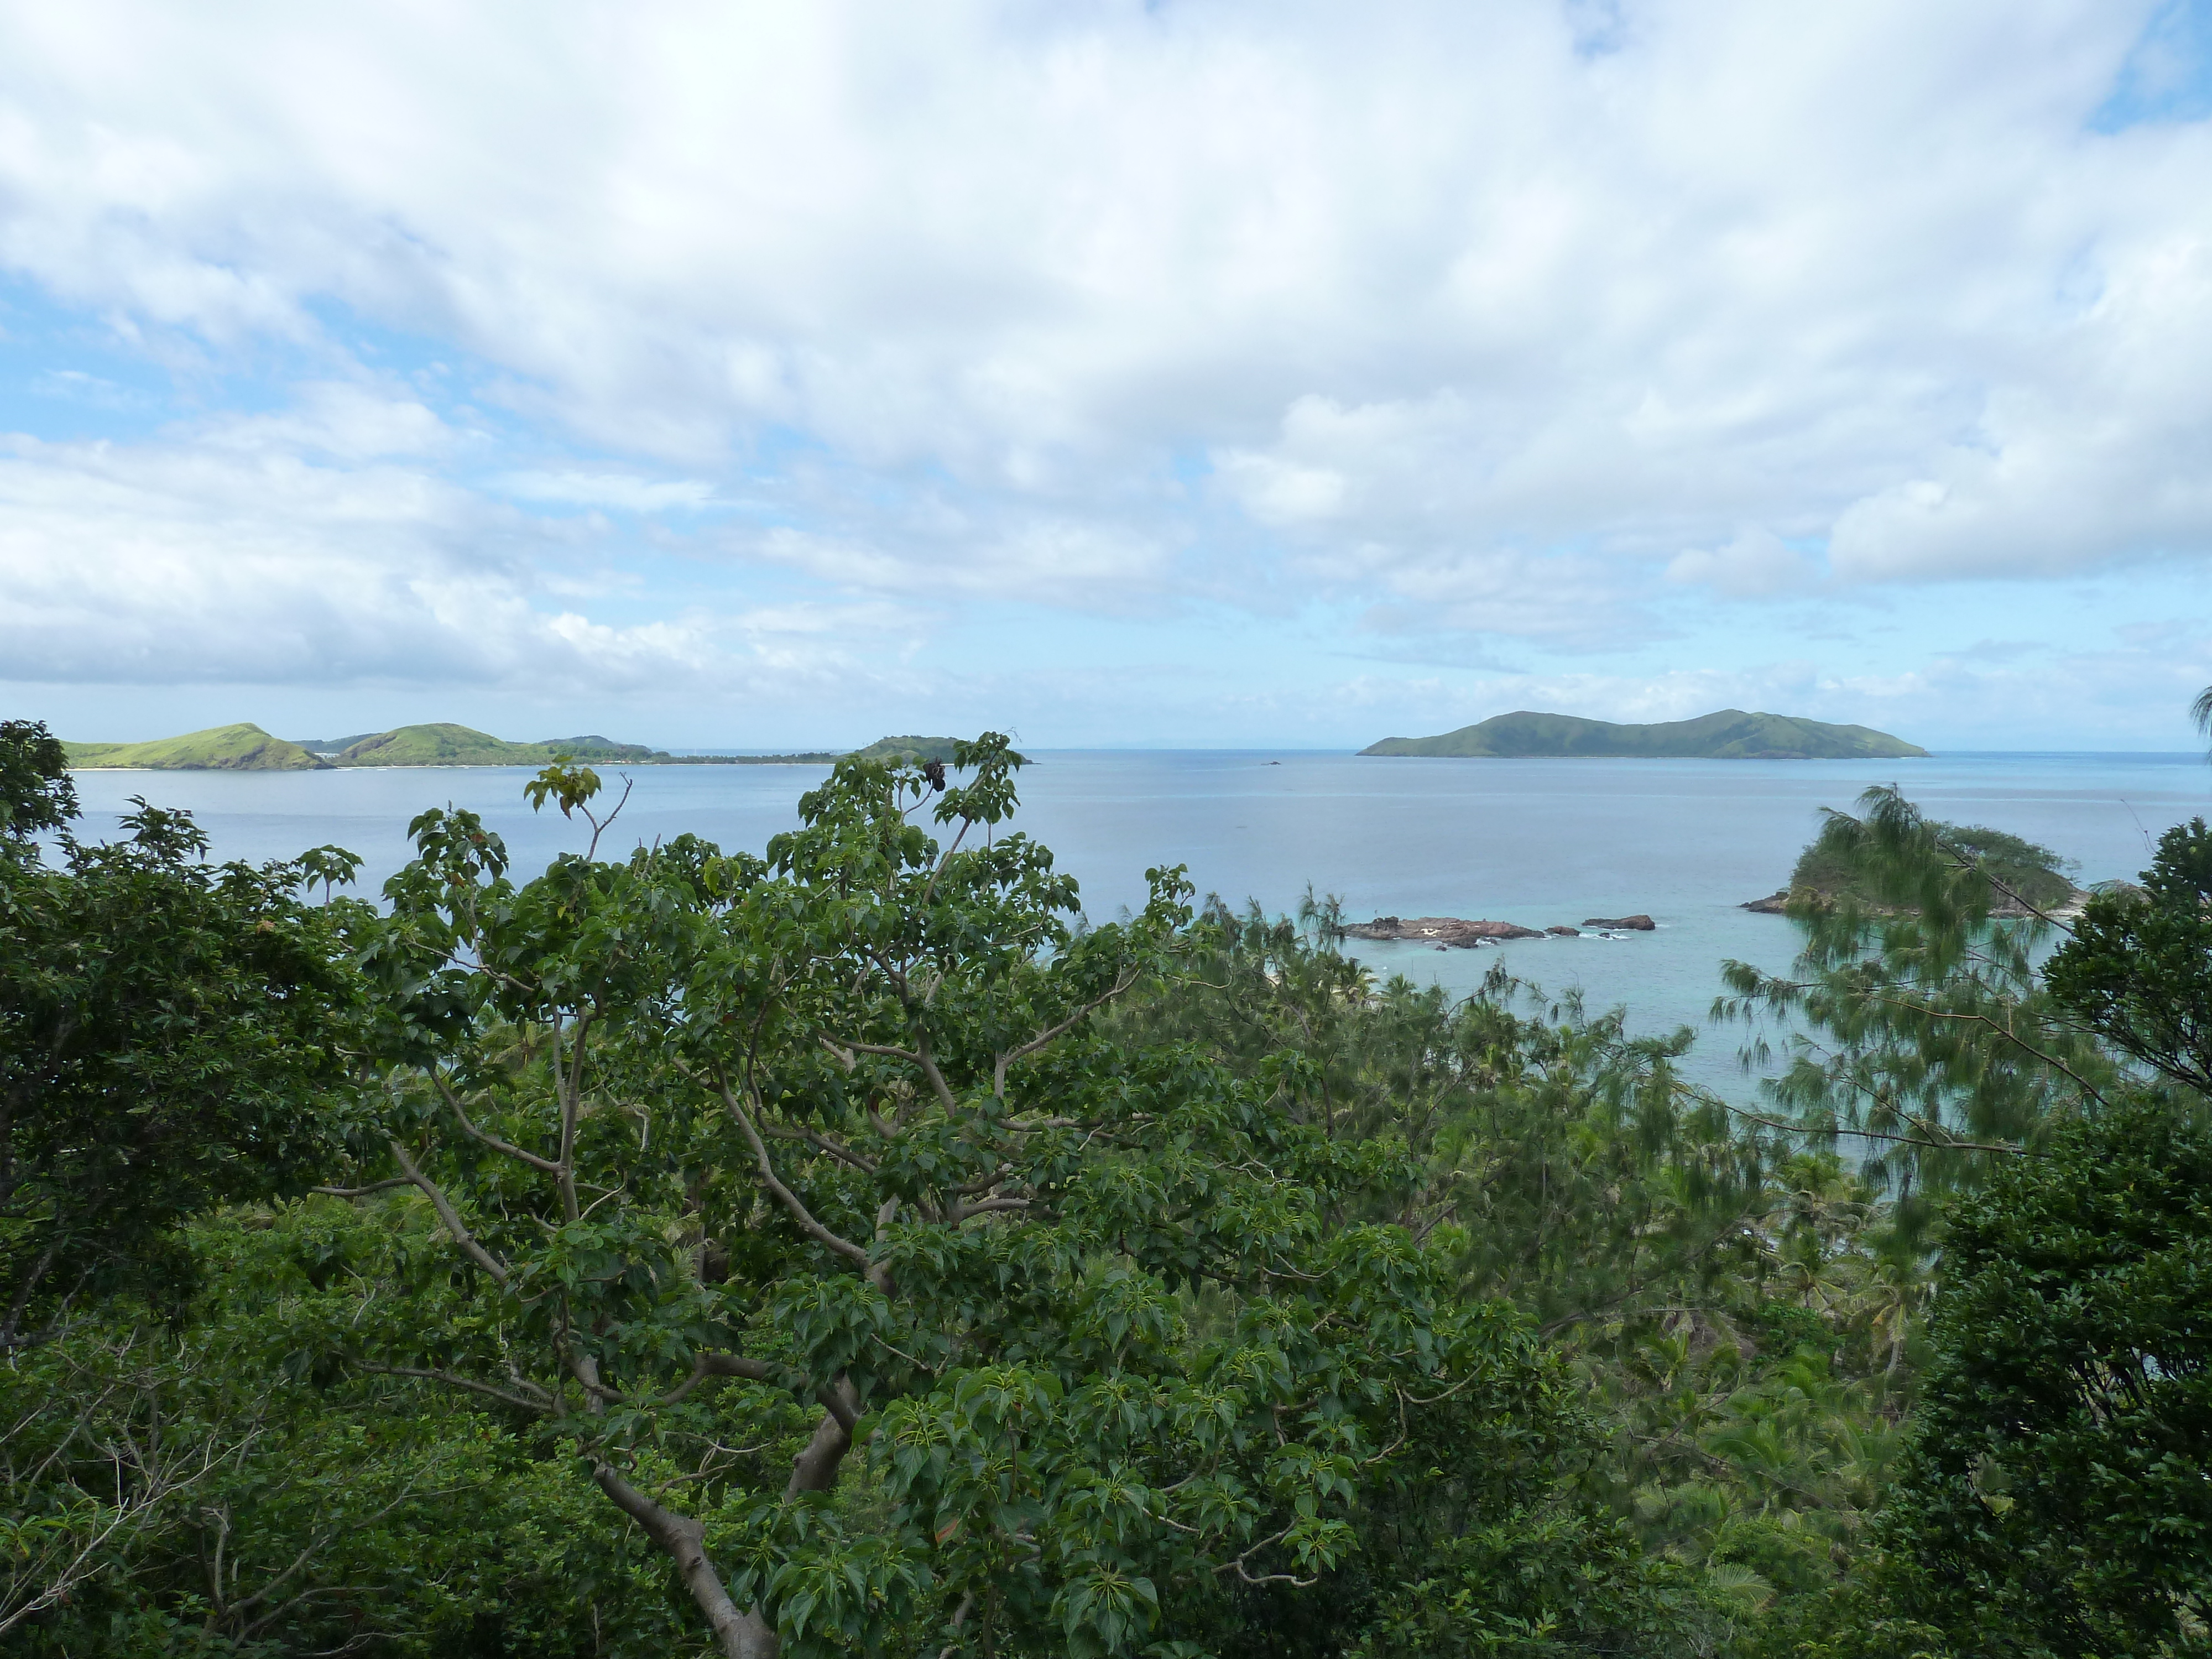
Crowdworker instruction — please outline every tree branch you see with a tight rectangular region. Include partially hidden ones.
[346,1360,551,1414]
[990,969,1139,1097]
[309,1177,416,1198]
[655,1352,778,1408]
[713,1078,876,1273]
[384,1140,512,1286]
[434,1074,561,1174]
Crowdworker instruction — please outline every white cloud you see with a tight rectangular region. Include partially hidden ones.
[1667,527,1819,597]
[2,0,2211,738]
[0,416,922,698]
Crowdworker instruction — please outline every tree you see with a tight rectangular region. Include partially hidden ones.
[1119,898,1914,1628]
[2044,816,2212,1094]
[1717,786,2120,1226]
[1807,1097,2212,1656]
[4,1214,699,1656]
[1776,779,2212,1657]
[311,739,1693,1658]
[0,719,75,841]
[0,789,368,1350]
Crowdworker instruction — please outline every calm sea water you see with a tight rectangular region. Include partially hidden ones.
[61,751,2211,1093]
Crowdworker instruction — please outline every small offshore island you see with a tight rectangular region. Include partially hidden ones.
[61,722,963,771]
[1362,707,1929,760]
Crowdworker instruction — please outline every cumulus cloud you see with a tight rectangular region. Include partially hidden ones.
[1667,528,1820,597]
[1,0,2210,737]
[0,408,927,698]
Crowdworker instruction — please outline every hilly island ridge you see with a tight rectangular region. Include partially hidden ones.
[1361,708,1929,760]
[61,723,964,771]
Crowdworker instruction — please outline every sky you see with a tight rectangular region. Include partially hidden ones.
[4,1,2212,752]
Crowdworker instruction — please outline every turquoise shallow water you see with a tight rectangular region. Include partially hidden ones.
[61,750,2212,1095]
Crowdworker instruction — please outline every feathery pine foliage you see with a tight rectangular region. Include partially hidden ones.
[1718,786,2122,1225]
[1784,816,2077,913]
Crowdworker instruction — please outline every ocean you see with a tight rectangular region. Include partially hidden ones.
[59,749,2212,1094]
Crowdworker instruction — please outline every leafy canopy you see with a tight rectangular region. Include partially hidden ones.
[304,736,1695,1658]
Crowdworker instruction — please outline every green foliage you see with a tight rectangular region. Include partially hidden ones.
[1719,786,2121,1219]
[2046,816,2212,1093]
[1800,1097,2212,1656]
[0,719,76,839]
[1786,812,2077,913]
[282,737,1704,1657]
[1117,899,1914,1639]
[23,741,2208,1657]
[1361,709,1928,760]
[3,1219,694,1655]
[0,795,370,1349]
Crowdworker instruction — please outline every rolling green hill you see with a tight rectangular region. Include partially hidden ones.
[65,723,983,772]
[63,723,330,771]
[1361,708,1929,760]
[849,735,966,763]
[320,725,669,767]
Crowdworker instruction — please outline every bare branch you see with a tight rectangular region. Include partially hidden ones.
[1212,1522,1318,1588]
[309,1177,416,1198]
[1689,1088,2036,1159]
[712,1079,875,1273]
[346,1360,551,1415]
[825,1034,924,1065]
[1865,993,2111,1108]
[990,969,1140,1097]
[948,1196,1033,1223]
[434,1074,562,1174]
[384,1140,512,1286]
[761,1122,879,1175]
[655,1353,778,1408]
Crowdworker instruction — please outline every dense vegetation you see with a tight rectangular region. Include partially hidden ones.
[1360,709,1928,760]
[4,716,2205,1656]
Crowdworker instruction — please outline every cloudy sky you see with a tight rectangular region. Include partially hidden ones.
[5,0,2212,750]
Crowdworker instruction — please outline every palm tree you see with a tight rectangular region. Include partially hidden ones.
[2196,683,2212,744]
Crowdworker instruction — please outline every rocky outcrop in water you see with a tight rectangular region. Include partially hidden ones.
[1582,914,1655,930]
[1342,915,1545,945]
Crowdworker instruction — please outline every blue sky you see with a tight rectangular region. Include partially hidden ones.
[4,0,2212,752]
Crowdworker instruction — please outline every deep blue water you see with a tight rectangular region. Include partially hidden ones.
[60,750,2212,1093]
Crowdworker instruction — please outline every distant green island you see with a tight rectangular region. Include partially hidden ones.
[1361,708,1929,761]
[62,723,967,772]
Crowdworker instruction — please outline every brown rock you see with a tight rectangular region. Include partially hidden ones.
[1582,914,1655,930]
[1342,915,1545,945]
[1546,925,1580,936]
